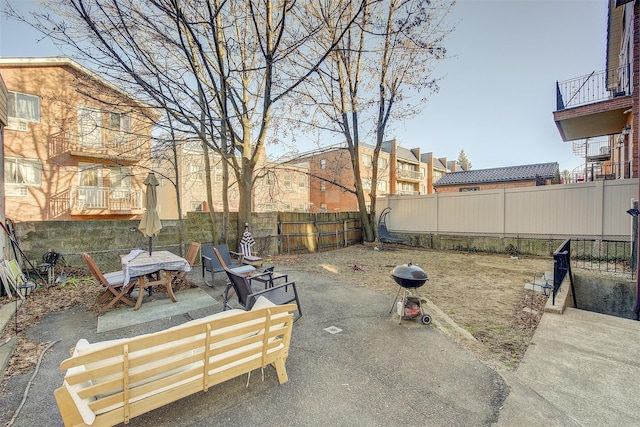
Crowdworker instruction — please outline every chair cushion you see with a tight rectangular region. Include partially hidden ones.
[231,265,256,275]
[102,271,125,287]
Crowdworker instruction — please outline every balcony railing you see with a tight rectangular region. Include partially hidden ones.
[49,130,144,162]
[50,187,142,217]
[556,64,631,110]
[396,189,419,196]
[564,161,631,184]
[396,168,422,181]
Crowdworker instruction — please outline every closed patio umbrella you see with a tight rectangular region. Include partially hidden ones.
[138,172,162,255]
[239,223,255,257]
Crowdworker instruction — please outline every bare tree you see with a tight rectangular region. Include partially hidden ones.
[10,0,366,242]
[295,0,455,241]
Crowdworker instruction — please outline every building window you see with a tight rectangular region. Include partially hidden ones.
[267,171,275,185]
[189,162,203,181]
[5,157,42,186]
[320,181,326,192]
[110,112,131,131]
[78,106,102,148]
[190,201,205,211]
[298,203,306,212]
[78,163,102,187]
[298,175,306,188]
[214,166,223,182]
[362,178,371,190]
[362,153,372,167]
[284,174,292,188]
[110,167,131,189]
[320,203,327,213]
[420,167,425,179]
[378,157,387,169]
[283,203,292,211]
[378,180,387,192]
[8,91,40,122]
[459,187,480,192]
[320,158,326,170]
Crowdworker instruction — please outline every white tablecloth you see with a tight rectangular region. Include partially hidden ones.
[121,250,191,285]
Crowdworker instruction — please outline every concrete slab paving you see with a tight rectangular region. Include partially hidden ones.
[2,267,639,427]
[497,307,640,427]
[1,268,507,426]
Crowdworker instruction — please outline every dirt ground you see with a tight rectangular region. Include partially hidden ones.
[1,244,553,383]
[272,244,553,369]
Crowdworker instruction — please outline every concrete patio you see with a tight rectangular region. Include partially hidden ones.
[1,266,639,426]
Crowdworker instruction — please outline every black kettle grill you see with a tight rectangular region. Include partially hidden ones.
[389,262,432,325]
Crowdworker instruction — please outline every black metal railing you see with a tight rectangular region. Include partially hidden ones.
[552,239,575,306]
[564,161,632,184]
[571,238,635,278]
[556,64,631,110]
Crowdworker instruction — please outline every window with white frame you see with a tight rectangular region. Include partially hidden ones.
[4,157,42,187]
[110,112,131,132]
[378,180,387,192]
[362,178,371,190]
[214,166,223,182]
[283,174,292,188]
[283,203,292,211]
[378,157,387,169]
[320,181,326,192]
[362,153,372,167]
[320,203,327,213]
[189,162,203,181]
[78,106,102,148]
[8,91,40,122]
[110,167,131,189]
[298,175,306,188]
[78,163,102,187]
[320,158,326,169]
[110,167,131,199]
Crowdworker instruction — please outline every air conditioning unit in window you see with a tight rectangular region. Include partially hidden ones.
[7,117,29,132]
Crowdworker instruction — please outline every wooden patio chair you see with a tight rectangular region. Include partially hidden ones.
[82,253,136,316]
[215,247,302,321]
[170,242,201,288]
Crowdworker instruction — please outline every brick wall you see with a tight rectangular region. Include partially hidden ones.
[435,179,538,193]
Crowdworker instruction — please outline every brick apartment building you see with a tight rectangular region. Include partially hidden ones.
[0,57,156,221]
[553,0,639,182]
[154,143,310,218]
[297,140,459,212]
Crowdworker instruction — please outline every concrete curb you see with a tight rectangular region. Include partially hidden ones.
[1,300,22,379]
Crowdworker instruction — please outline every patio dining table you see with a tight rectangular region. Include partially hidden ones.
[121,249,192,310]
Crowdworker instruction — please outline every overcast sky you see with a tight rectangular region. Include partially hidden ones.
[1,0,608,172]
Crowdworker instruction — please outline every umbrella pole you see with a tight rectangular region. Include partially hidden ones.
[149,237,152,256]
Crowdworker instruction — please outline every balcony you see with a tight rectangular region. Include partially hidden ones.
[48,130,145,164]
[554,65,632,141]
[396,189,420,196]
[396,168,422,182]
[50,187,143,217]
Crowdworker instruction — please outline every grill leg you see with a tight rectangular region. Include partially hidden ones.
[389,286,403,314]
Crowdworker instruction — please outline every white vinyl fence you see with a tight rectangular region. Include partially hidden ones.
[378,179,638,240]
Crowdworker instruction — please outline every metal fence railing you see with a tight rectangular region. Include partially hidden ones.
[556,64,631,110]
[570,238,635,279]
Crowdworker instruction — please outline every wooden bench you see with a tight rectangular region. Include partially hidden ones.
[54,299,296,426]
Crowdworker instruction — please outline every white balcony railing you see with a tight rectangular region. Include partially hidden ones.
[50,187,142,216]
[396,168,422,181]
